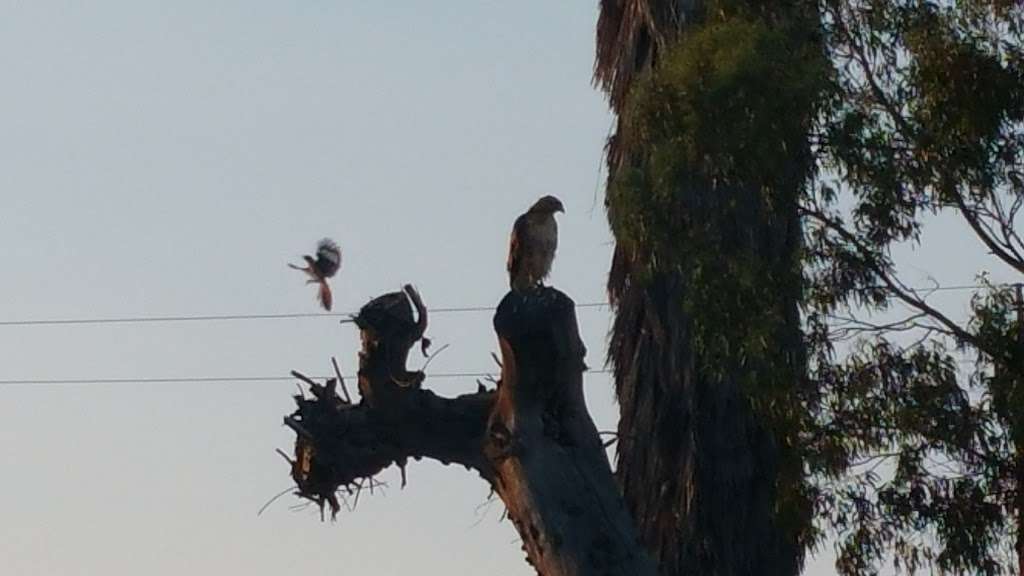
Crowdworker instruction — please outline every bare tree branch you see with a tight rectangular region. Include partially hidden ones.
[803,207,990,354]
[950,191,1024,275]
[280,286,656,576]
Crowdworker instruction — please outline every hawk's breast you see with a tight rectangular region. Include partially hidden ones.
[534,214,557,252]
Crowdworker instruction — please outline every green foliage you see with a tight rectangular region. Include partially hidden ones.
[603,6,833,572]
[601,0,1024,574]
[809,332,1010,574]
[803,1,1024,574]
[971,286,1024,442]
[609,15,830,259]
[601,4,831,573]
[607,10,830,388]
[907,10,1024,167]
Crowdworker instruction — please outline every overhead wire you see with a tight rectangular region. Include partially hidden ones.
[0,282,1009,387]
[0,283,1014,328]
[0,302,611,327]
[0,369,615,387]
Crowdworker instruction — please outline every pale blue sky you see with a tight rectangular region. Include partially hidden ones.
[0,2,1009,575]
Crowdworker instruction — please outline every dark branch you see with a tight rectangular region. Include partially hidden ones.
[285,383,495,517]
[803,207,989,353]
[487,287,657,576]
[279,285,656,576]
[284,286,494,517]
[951,191,1024,275]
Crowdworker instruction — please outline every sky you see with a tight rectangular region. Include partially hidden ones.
[0,2,1013,575]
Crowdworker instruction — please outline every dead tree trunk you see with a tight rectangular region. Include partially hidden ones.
[281,284,657,576]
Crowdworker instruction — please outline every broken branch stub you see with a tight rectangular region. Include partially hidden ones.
[284,285,493,516]
[487,287,657,576]
[353,285,429,405]
[280,285,656,576]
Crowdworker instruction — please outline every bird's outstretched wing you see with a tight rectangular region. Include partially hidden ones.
[290,238,341,311]
[288,255,319,282]
[315,239,342,278]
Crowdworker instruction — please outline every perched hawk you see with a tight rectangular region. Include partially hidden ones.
[289,238,342,311]
[507,195,565,293]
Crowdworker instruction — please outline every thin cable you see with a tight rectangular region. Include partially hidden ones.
[915,284,984,292]
[905,284,1002,293]
[0,283,1006,328]
[0,311,340,327]
[0,360,988,387]
[0,376,297,385]
[0,302,610,327]
[0,369,615,387]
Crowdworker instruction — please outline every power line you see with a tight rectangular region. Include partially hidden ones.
[0,369,615,387]
[916,284,992,292]
[0,302,611,327]
[0,282,1008,329]
[0,312,339,327]
[0,360,988,387]
[0,376,298,385]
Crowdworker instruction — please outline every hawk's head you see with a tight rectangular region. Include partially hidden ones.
[530,195,565,215]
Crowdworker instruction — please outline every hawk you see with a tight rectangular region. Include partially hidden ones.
[289,238,342,311]
[507,195,565,293]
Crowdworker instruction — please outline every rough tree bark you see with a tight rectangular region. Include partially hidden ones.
[281,284,657,576]
[595,2,822,574]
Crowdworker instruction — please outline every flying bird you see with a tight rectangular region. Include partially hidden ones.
[507,195,564,293]
[289,238,342,311]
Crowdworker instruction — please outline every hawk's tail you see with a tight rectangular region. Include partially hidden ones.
[318,279,333,312]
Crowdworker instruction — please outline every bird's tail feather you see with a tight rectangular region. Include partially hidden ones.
[318,280,333,311]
